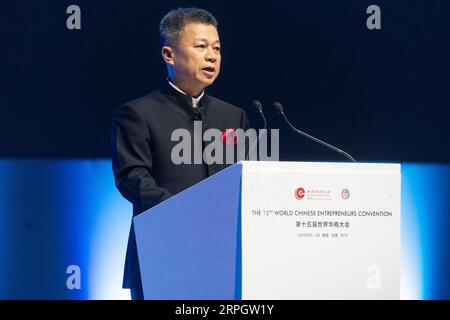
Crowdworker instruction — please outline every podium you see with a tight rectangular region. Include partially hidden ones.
[134,161,401,299]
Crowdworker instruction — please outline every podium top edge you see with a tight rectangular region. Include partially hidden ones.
[239,161,401,172]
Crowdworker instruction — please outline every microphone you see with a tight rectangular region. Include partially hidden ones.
[246,100,267,160]
[193,107,202,121]
[273,101,356,163]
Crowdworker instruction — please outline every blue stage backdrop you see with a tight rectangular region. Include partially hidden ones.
[0,160,131,300]
[0,159,448,300]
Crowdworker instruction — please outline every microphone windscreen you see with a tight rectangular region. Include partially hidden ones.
[253,100,263,111]
[273,101,284,114]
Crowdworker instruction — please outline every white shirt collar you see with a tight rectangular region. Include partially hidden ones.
[168,79,204,108]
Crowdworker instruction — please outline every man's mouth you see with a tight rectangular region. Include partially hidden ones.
[201,66,216,74]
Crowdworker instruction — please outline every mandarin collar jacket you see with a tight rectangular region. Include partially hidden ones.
[111,82,251,289]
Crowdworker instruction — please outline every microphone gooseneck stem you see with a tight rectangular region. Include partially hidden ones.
[280,111,356,163]
[246,107,267,161]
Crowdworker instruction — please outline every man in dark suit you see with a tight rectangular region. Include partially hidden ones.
[111,8,251,300]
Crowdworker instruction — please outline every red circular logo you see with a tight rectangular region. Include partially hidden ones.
[295,187,305,200]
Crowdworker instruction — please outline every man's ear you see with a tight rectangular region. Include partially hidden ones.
[161,46,175,65]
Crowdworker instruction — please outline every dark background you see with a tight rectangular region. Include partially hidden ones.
[1,0,449,162]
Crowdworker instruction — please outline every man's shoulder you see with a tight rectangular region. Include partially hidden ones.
[206,94,245,115]
[119,90,166,113]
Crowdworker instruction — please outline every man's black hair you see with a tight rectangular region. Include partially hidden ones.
[159,7,218,47]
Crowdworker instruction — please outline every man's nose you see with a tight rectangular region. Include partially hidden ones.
[205,49,217,62]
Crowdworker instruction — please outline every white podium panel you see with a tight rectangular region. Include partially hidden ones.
[241,161,401,299]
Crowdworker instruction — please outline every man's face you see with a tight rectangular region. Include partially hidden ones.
[165,23,221,94]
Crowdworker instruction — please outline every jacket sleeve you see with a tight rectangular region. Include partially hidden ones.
[238,109,254,160]
[111,104,172,214]
[240,109,252,131]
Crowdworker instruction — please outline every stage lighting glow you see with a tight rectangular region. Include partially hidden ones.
[0,160,448,299]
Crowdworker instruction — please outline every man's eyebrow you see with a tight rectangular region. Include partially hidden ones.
[194,37,221,44]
